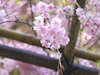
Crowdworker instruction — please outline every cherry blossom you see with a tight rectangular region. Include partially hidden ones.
[37,1,48,12]
[47,3,54,12]
[78,14,87,23]
[0,10,6,21]
[34,16,44,26]
[76,8,84,16]
[33,16,69,50]
[64,5,73,15]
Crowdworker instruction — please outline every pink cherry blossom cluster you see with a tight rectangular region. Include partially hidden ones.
[76,2,100,46]
[76,7,100,26]
[76,0,100,34]
[32,1,54,17]
[33,1,70,50]
[76,8,87,23]
[33,16,69,50]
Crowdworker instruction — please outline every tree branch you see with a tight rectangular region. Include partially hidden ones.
[64,0,86,60]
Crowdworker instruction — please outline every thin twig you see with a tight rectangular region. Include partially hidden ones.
[88,37,100,50]
[0,20,16,24]
[6,2,28,18]
[29,0,34,23]
[83,25,99,47]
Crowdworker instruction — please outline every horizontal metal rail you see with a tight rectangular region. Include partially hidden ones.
[0,44,99,75]
[0,27,100,62]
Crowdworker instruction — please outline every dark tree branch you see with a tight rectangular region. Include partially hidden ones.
[64,0,86,60]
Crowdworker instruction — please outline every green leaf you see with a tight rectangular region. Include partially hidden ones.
[48,12,53,15]
[53,48,57,52]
